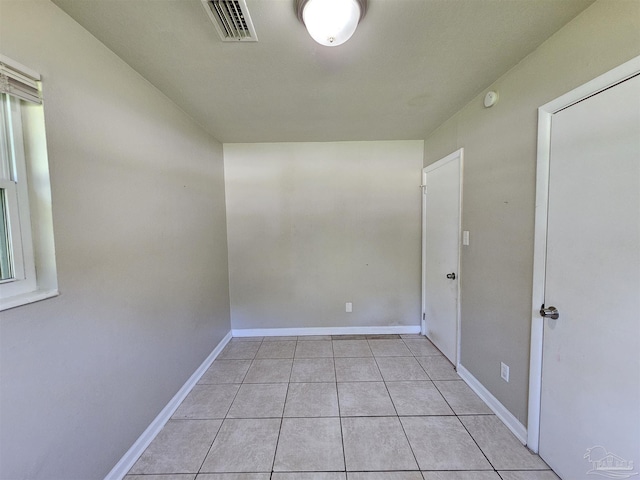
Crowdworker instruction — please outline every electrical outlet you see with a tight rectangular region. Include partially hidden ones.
[346,302,352,313]
[501,362,510,382]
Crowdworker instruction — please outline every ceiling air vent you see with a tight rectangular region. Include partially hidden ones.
[202,0,258,42]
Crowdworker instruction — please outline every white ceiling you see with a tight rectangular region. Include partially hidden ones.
[51,0,595,143]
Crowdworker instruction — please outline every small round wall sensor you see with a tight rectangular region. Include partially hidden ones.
[484,91,498,108]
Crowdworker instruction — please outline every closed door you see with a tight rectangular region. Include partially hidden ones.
[422,149,462,364]
[539,74,639,479]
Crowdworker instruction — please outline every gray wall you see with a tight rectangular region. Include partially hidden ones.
[423,0,640,425]
[225,141,423,331]
[0,1,231,479]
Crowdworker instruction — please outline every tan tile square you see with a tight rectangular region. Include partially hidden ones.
[460,415,549,470]
[422,473,501,480]
[400,416,491,470]
[130,420,221,474]
[218,342,260,360]
[348,473,423,480]
[256,341,296,359]
[295,340,333,358]
[386,381,453,416]
[417,356,459,380]
[496,472,559,480]
[125,475,195,480]
[196,475,269,480]
[368,340,412,357]
[290,358,336,383]
[333,340,373,357]
[335,357,382,382]
[434,380,493,414]
[376,356,429,381]
[199,360,251,384]
[172,384,239,419]
[404,339,441,356]
[273,418,344,471]
[284,382,339,417]
[273,474,345,480]
[244,359,293,383]
[227,383,287,418]
[200,419,280,472]
[338,382,396,416]
[342,417,418,471]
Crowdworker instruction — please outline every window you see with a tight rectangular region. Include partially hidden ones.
[0,55,57,310]
[0,92,36,294]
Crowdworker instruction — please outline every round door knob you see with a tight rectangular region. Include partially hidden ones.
[446,273,456,280]
[540,305,559,320]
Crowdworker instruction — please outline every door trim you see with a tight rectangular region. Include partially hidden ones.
[527,55,640,453]
[421,148,463,367]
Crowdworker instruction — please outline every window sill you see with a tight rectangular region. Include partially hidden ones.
[0,288,59,312]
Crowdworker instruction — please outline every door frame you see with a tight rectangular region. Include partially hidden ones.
[421,148,463,367]
[527,55,640,453]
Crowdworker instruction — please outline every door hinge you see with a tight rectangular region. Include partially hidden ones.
[423,313,426,320]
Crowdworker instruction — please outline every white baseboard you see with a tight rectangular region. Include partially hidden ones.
[456,363,528,445]
[232,325,421,337]
[104,331,233,480]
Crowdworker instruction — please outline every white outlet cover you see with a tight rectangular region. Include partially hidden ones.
[500,362,510,382]
[346,302,353,313]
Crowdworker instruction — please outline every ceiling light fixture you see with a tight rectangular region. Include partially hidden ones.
[296,0,367,47]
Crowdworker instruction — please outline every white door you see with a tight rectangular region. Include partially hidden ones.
[422,149,462,364]
[538,74,639,479]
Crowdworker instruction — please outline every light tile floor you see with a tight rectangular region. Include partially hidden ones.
[126,334,559,480]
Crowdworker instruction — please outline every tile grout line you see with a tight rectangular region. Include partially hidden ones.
[333,341,348,474]
[431,375,460,416]
[371,340,423,472]
[194,339,263,475]
[269,338,296,475]
[457,410,499,474]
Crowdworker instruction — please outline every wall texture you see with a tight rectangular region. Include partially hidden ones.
[0,1,231,478]
[423,0,640,426]
[225,141,423,331]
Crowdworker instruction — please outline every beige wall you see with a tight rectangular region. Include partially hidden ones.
[1,0,637,476]
[0,1,231,478]
[225,141,423,331]
[423,0,640,425]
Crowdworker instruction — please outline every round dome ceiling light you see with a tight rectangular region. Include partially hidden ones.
[296,0,368,47]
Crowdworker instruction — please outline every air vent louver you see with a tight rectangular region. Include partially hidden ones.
[202,0,258,42]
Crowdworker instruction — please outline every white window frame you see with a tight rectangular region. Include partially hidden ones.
[1,94,37,296]
[0,55,58,311]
